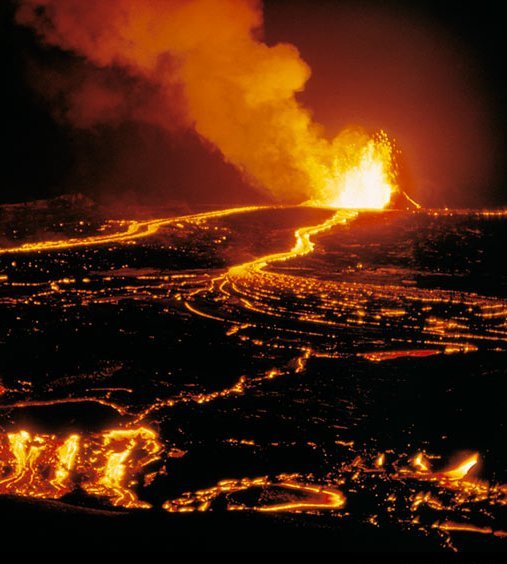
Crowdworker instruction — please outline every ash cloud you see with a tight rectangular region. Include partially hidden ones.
[16,0,325,203]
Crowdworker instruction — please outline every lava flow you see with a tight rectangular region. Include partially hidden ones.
[163,476,346,514]
[0,427,162,508]
[0,205,269,255]
[2,0,506,554]
[1,148,507,552]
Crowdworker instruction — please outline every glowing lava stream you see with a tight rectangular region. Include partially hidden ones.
[184,207,359,318]
[0,427,162,508]
[229,209,358,275]
[163,475,346,513]
[0,205,273,255]
[0,201,360,326]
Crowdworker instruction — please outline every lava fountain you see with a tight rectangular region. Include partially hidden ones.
[16,0,399,210]
[317,132,398,209]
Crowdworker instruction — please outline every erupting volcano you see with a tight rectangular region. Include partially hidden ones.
[1,0,506,555]
[14,0,401,211]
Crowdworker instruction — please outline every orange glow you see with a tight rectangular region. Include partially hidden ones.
[0,431,47,497]
[50,434,80,492]
[227,209,357,281]
[82,428,161,508]
[17,1,399,209]
[0,427,162,508]
[411,452,430,473]
[310,133,397,209]
[434,520,507,537]
[411,491,443,511]
[399,452,484,490]
[442,453,479,481]
[0,206,266,255]
[257,482,345,513]
[163,476,345,513]
[2,197,506,546]
[361,349,441,362]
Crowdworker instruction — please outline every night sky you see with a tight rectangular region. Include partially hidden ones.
[2,0,507,208]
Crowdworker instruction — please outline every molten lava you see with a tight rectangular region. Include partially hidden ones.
[1,201,506,550]
[442,453,479,481]
[163,476,346,513]
[0,206,266,255]
[312,132,398,209]
[0,427,162,508]
[411,452,430,472]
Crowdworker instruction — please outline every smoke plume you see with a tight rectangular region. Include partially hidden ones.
[16,0,392,204]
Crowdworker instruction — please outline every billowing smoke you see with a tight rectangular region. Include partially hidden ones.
[16,0,394,205]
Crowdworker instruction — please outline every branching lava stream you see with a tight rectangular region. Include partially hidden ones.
[0,201,506,551]
[4,0,506,552]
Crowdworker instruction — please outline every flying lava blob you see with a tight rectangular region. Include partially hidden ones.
[16,0,398,209]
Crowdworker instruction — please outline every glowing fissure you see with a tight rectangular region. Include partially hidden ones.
[433,521,507,538]
[179,205,507,363]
